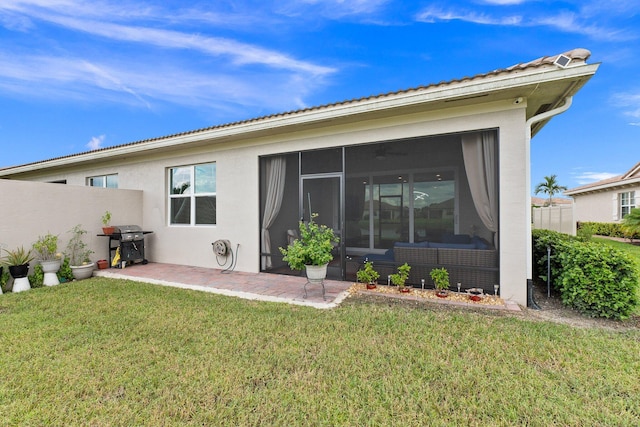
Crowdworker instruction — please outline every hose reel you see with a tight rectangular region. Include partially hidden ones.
[211,239,238,273]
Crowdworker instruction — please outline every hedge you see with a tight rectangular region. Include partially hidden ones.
[577,221,640,239]
[532,229,639,320]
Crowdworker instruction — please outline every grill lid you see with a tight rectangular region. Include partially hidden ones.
[113,225,144,241]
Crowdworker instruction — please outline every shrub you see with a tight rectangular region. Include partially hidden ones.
[578,221,640,239]
[532,229,639,320]
[556,241,639,320]
[29,263,44,288]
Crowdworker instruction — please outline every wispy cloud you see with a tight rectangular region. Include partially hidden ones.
[415,2,636,42]
[0,0,337,112]
[572,171,620,185]
[87,135,106,150]
[611,91,640,121]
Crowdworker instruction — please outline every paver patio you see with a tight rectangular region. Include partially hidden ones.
[93,262,521,311]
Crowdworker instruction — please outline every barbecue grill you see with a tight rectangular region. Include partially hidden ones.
[108,225,152,266]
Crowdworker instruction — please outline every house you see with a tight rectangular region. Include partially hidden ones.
[565,161,640,223]
[0,48,599,306]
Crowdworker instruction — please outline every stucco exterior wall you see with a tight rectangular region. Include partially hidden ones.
[572,186,640,223]
[0,179,142,263]
[6,100,531,304]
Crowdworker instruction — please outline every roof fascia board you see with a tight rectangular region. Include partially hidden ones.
[1,63,599,176]
[565,176,640,195]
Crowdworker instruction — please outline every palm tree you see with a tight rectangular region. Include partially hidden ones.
[534,175,567,206]
[621,208,640,240]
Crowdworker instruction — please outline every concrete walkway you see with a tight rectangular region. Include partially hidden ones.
[94,263,353,309]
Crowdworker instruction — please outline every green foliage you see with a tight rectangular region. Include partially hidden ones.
[532,229,639,320]
[556,242,639,320]
[2,246,35,267]
[621,208,640,238]
[0,268,9,292]
[578,221,640,239]
[279,214,339,270]
[65,224,94,266]
[356,261,380,284]
[101,210,112,226]
[430,267,450,290]
[390,262,411,288]
[32,233,59,261]
[28,263,45,288]
[576,222,593,241]
[58,257,73,282]
[534,174,567,206]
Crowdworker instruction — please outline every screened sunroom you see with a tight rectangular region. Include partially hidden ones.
[259,129,499,291]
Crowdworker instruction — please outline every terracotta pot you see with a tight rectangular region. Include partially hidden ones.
[436,290,449,298]
[469,294,483,302]
[97,260,109,269]
[400,287,411,293]
[366,283,377,290]
[102,226,115,235]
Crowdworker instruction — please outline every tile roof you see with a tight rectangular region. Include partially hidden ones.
[565,161,640,195]
[1,48,592,171]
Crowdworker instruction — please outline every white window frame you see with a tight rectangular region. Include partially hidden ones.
[87,174,118,188]
[620,191,636,219]
[168,163,217,226]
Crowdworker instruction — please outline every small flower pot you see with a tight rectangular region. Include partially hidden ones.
[469,294,483,302]
[102,226,115,235]
[97,259,109,269]
[366,283,377,290]
[400,287,411,293]
[436,290,449,298]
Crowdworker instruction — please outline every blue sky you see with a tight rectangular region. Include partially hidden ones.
[0,0,638,194]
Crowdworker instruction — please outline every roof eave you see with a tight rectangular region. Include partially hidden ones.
[0,62,599,177]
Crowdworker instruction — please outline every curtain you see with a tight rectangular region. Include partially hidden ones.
[261,156,287,269]
[461,131,498,247]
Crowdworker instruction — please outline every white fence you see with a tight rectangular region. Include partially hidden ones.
[532,205,575,235]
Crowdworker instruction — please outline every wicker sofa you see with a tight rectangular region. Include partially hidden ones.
[364,237,498,293]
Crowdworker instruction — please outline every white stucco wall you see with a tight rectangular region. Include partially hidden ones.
[9,100,531,305]
[0,179,142,264]
[572,186,640,223]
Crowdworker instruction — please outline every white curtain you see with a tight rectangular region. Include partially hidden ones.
[261,156,287,269]
[461,131,498,247]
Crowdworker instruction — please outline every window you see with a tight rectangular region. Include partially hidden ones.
[620,191,636,219]
[169,163,216,225]
[87,174,118,188]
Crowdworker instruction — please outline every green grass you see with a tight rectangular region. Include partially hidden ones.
[1,279,639,426]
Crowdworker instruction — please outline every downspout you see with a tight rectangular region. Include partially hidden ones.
[524,96,573,305]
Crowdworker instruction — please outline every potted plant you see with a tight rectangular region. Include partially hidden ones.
[101,211,114,235]
[390,262,411,293]
[430,267,450,298]
[357,261,380,289]
[2,246,35,292]
[32,233,62,286]
[279,213,339,283]
[65,224,95,280]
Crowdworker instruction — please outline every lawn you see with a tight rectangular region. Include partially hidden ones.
[1,279,639,426]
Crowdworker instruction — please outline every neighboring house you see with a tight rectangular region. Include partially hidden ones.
[531,197,573,207]
[565,162,640,223]
[0,48,599,305]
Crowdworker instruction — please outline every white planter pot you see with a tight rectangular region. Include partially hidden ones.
[40,260,61,286]
[71,263,95,280]
[12,277,31,293]
[305,263,328,283]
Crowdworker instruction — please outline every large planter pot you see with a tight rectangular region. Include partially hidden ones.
[305,263,328,283]
[8,264,29,279]
[40,260,61,286]
[9,264,31,293]
[71,263,95,280]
